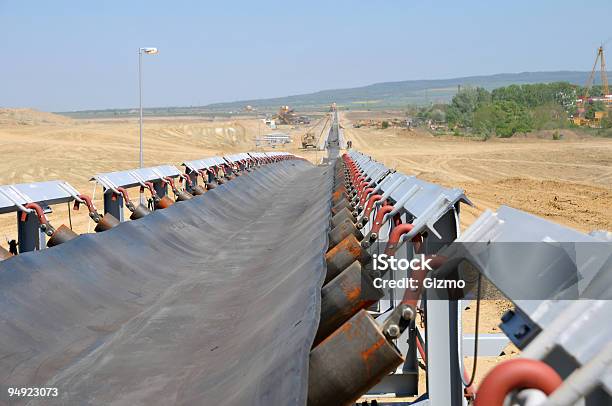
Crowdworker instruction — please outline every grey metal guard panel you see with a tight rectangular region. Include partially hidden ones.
[182,157,221,173]
[92,165,180,190]
[349,151,471,239]
[440,205,610,300]
[440,205,612,394]
[0,181,81,214]
[0,159,332,405]
[224,153,250,162]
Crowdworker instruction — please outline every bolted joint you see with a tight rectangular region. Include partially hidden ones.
[384,324,400,339]
[401,305,415,321]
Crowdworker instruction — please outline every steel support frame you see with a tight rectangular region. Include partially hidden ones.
[369,212,419,397]
[185,170,199,194]
[153,181,167,198]
[17,210,46,253]
[423,205,465,406]
[103,188,124,222]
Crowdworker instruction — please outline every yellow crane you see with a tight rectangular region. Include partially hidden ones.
[583,45,609,100]
[574,45,611,126]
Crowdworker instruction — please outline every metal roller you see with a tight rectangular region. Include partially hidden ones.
[47,224,79,247]
[332,187,347,205]
[325,234,371,284]
[328,218,363,248]
[154,195,174,209]
[190,185,207,196]
[314,261,383,346]
[308,310,404,406]
[331,198,351,215]
[130,204,151,220]
[174,190,193,202]
[94,213,120,232]
[331,207,356,228]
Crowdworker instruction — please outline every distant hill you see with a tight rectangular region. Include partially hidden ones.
[61,71,610,118]
[1,108,73,125]
[206,71,609,111]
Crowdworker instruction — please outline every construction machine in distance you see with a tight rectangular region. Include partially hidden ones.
[301,132,317,149]
[574,44,611,127]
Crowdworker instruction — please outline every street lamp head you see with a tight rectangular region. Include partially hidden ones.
[140,47,159,55]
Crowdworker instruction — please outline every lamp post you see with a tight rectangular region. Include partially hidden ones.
[138,47,158,204]
[138,47,159,169]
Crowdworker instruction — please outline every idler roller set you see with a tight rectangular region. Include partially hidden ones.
[307,154,422,406]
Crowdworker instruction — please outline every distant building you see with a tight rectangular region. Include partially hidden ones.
[255,132,292,147]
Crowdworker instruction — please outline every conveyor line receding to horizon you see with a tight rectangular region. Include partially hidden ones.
[0,159,333,405]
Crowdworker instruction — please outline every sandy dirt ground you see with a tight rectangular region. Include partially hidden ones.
[1,108,610,398]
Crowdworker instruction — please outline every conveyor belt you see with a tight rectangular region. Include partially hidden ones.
[0,159,332,406]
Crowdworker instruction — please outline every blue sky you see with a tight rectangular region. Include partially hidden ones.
[1,0,611,111]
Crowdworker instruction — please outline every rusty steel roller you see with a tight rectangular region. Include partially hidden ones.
[163,176,193,202]
[325,234,371,285]
[94,213,120,232]
[73,194,119,233]
[174,190,193,202]
[328,218,363,249]
[331,207,356,228]
[331,198,351,216]
[47,224,79,248]
[308,310,403,406]
[129,204,151,220]
[154,195,174,209]
[313,261,383,346]
[190,184,207,196]
[331,187,347,206]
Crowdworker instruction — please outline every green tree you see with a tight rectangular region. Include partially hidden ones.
[532,103,567,130]
[446,87,490,128]
[473,103,498,136]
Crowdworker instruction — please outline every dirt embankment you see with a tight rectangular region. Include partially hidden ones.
[0,108,73,126]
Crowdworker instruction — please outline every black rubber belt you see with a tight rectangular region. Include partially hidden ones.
[0,160,332,406]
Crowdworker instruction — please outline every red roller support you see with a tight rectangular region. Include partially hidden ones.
[475,359,563,406]
[162,176,176,190]
[115,187,131,203]
[369,204,395,236]
[197,169,209,182]
[20,202,50,226]
[115,187,136,211]
[141,181,157,197]
[359,187,375,205]
[384,223,423,256]
[73,194,97,214]
[363,194,383,219]
[178,173,193,187]
[357,180,369,196]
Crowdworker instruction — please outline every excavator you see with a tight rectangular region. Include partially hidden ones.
[301,132,317,149]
